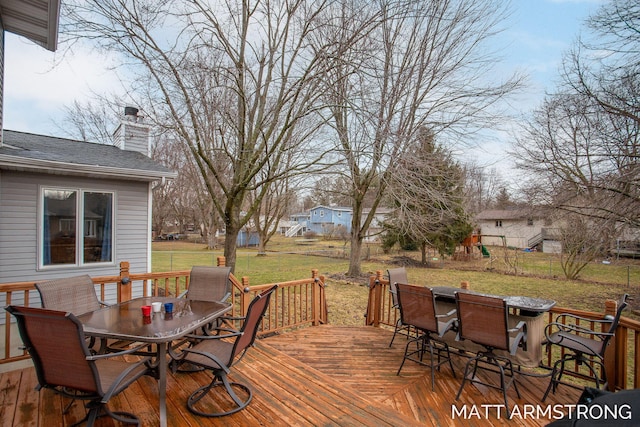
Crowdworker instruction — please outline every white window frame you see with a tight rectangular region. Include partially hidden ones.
[39,187,115,269]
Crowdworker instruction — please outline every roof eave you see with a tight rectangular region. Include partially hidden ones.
[1,0,62,52]
[0,155,178,181]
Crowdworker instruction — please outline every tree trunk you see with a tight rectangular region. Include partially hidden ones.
[347,233,362,277]
[224,223,239,273]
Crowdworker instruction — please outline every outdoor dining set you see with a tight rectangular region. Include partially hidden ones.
[3,265,632,425]
[5,267,275,427]
[386,267,630,417]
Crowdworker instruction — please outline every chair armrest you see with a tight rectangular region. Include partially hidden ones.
[99,355,152,402]
[182,347,231,373]
[87,342,152,360]
[544,321,613,341]
[553,312,613,325]
[508,320,527,354]
[436,308,457,318]
[184,329,242,340]
[437,317,458,338]
[99,300,114,308]
[177,289,188,299]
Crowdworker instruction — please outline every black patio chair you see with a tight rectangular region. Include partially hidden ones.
[175,285,277,417]
[454,291,527,417]
[395,283,457,390]
[542,294,629,401]
[6,305,150,426]
[387,267,415,347]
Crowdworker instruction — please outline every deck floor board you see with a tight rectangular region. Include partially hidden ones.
[1,325,582,426]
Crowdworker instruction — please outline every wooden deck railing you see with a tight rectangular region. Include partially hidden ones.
[0,258,327,367]
[365,270,639,391]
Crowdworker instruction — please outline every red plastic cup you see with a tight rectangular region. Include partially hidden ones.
[141,305,152,317]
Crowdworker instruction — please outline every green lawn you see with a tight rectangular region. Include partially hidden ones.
[152,239,639,325]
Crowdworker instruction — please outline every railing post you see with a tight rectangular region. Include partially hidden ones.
[118,261,132,303]
[241,276,251,316]
[460,281,470,290]
[217,256,226,267]
[603,299,619,391]
[366,270,383,327]
[311,269,320,326]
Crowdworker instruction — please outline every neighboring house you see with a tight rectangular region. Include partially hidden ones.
[0,114,177,298]
[307,205,351,236]
[287,213,310,237]
[288,205,391,241]
[362,207,392,243]
[474,209,558,252]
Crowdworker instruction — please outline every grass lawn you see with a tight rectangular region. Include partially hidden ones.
[153,237,640,326]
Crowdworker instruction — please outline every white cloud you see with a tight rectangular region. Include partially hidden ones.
[4,33,122,134]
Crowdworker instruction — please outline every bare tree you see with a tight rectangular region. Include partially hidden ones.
[318,0,522,276]
[55,99,120,144]
[555,211,614,280]
[63,0,336,270]
[514,90,640,228]
[463,164,504,214]
[564,0,640,126]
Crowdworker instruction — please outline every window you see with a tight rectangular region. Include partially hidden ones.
[527,218,534,226]
[42,188,114,267]
[319,210,324,217]
[495,220,502,227]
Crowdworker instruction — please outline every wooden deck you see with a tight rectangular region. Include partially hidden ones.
[0,325,582,426]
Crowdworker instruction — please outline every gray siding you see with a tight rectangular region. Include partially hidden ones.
[113,121,151,156]
[0,170,151,301]
[1,21,4,138]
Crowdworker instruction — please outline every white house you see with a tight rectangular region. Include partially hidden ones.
[475,209,558,252]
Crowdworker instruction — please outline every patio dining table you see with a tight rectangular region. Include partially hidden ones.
[429,286,556,368]
[430,286,556,314]
[78,296,231,427]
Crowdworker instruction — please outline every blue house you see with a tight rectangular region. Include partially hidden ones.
[290,206,352,236]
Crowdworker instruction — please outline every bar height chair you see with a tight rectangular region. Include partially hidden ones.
[395,283,457,390]
[454,292,527,417]
[387,267,414,346]
[542,294,629,401]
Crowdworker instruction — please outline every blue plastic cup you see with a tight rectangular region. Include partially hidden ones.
[164,302,173,314]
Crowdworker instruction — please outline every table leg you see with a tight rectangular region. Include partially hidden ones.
[158,342,167,427]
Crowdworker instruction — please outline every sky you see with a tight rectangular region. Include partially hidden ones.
[2,0,604,180]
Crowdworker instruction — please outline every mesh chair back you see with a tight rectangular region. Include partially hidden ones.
[7,305,99,394]
[602,293,629,349]
[456,292,510,351]
[187,266,232,302]
[231,285,277,361]
[35,275,102,315]
[396,283,438,333]
[387,268,408,308]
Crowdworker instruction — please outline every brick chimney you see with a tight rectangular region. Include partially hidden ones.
[112,106,151,157]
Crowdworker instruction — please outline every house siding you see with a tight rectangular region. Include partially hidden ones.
[0,170,151,301]
[113,120,151,156]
